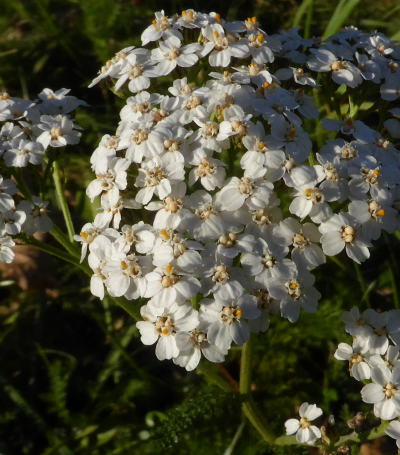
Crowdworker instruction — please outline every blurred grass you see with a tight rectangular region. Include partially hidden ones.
[0,0,400,454]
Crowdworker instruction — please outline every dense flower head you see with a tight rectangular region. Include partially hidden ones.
[336,307,400,441]
[82,10,400,370]
[0,88,84,263]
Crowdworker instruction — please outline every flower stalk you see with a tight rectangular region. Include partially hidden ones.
[52,160,75,243]
[240,338,275,444]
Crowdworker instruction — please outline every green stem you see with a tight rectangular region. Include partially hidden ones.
[223,421,246,455]
[52,160,75,242]
[333,421,389,449]
[22,235,90,274]
[50,224,80,259]
[354,262,370,307]
[240,338,275,444]
[328,255,347,271]
[304,0,313,40]
[242,398,274,444]
[13,168,32,201]
[107,296,141,321]
[348,93,359,118]
[240,339,252,394]
[102,296,113,333]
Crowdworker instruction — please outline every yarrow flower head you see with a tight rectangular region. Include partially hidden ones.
[0,88,84,265]
[80,9,400,371]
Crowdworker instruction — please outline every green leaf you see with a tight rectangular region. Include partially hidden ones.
[74,425,99,440]
[97,428,117,446]
[391,30,400,40]
[335,84,347,95]
[274,434,297,446]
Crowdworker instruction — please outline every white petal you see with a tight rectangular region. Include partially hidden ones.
[285,418,300,435]
[155,335,179,360]
[361,383,385,404]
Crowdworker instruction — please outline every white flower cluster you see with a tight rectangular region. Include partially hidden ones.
[0,88,84,263]
[284,402,323,445]
[335,307,400,445]
[81,10,400,370]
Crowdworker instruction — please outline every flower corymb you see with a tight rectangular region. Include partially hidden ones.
[77,10,400,372]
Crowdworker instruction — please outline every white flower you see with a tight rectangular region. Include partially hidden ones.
[0,236,15,263]
[366,33,395,58]
[276,67,317,87]
[190,119,225,152]
[141,10,182,46]
[321,118,375,144]
[144,264,201,307]
[151,36,201,75]
[216,231,256,262]
[86,157,129,203]
[307,48,362,88]
[349,199,398,240]
[201,23,249,67]
[36,114,81,149]
[241,236,296,288]
[136,302,198,360]
[285,402,322,445]
[88,235,113,299]
[200,294,260,351]
[152,228,202,273]
[18,197,52,235]
[215,176,273,212]
[254,87,299,125]
[0,97,36,122]
[355,52,381,83]
[202,258,244,300]
[135,155,184,205]
[88,46,136,88]
[146,183,189,230]
[385,420,400,448]
[0,176,18,212]
[0,206,26,235]
[118,121,156,163]
[334,341,371,381]
[181,190,228,241]
[188,154,226,191]
[95,194,140,229]
[173,327,227,371]
[81,10,400,372]
[119,222,155,254]
[74,219,105,263]
[4,138,44,167]
[37,88,88,114]
[289,178,335,224]
[267,117,311,163]
[268,270,320,323]
[361,364,400,420]
[319,212,371,263]
[247,31,280,64]
[113,49,155,94]
[90,134,119,174]
[274,218,325,269]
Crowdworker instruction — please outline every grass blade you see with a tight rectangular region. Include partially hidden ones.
[322,0,360,39]
[292,0,313,28]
